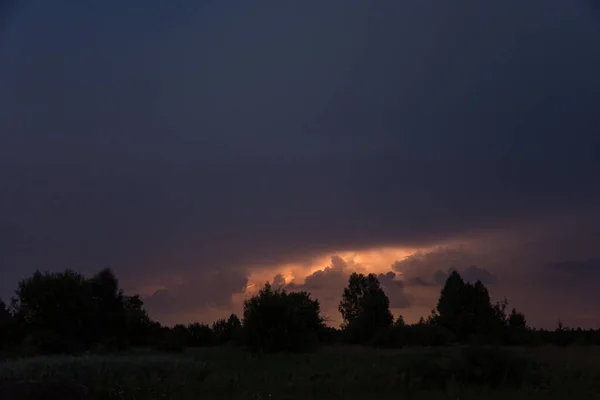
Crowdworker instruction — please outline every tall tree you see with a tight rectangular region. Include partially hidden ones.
[339,273,393,343]
[436,270,467,335]
[436,270,503,343]
[123,294,152,346]
[88,268,128,346]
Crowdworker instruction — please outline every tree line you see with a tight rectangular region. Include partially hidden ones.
[0,267,598,356]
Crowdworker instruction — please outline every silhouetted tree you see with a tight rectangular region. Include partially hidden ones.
[425,309,440,325]
[242,283,324,352]
[435,270,503,343]
[4,266,599,354]
[227,313,242,336]
[395,315,406,327]
[436,270,467,339]
[12,268,154,354]
[339,273,393,344]
[123,294,153,346]
[212,314,242,345]
[87,268,129,348]
[14,270,96,353]
[506,308,529,345]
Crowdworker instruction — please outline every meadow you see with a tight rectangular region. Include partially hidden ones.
[1,345,600,400]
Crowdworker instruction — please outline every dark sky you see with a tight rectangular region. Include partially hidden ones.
[1,0,600,328]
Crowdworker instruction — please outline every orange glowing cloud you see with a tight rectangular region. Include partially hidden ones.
[230,246,439,326]
[245,246,420,293]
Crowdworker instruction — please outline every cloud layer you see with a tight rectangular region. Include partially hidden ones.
[272,255,410,324]
[394,248,498,287]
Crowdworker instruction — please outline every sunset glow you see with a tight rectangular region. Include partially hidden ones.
[245,246,420,293]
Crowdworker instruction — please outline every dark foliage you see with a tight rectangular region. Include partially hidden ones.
[318,325,342,344]
[212,314,243,345]
[371,320,456,348]
[339,272,393,344]
[9,268,154,355]
[436,271,503,343]
[1,267,600,358]
[242,283,325,352]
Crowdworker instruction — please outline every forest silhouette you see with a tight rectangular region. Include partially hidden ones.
[0,267,598,357]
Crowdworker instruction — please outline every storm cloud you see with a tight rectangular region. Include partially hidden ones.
[281,255,410,323]
[394,248,497,287]
[142,268,248,324]
[1,1,600,325]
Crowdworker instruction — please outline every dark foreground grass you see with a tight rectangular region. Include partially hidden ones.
[1,345,600,399]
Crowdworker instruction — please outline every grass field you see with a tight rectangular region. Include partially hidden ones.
[1,345,600,399]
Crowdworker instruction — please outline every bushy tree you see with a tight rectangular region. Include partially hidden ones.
[242,283,324,352]
[15,270,96,353]
[339,273,393,344]
[435,270,504,343]
[87,268,130,348]
[13,268,152,354]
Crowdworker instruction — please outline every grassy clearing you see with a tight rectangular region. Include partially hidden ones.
[1,346,600,399]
